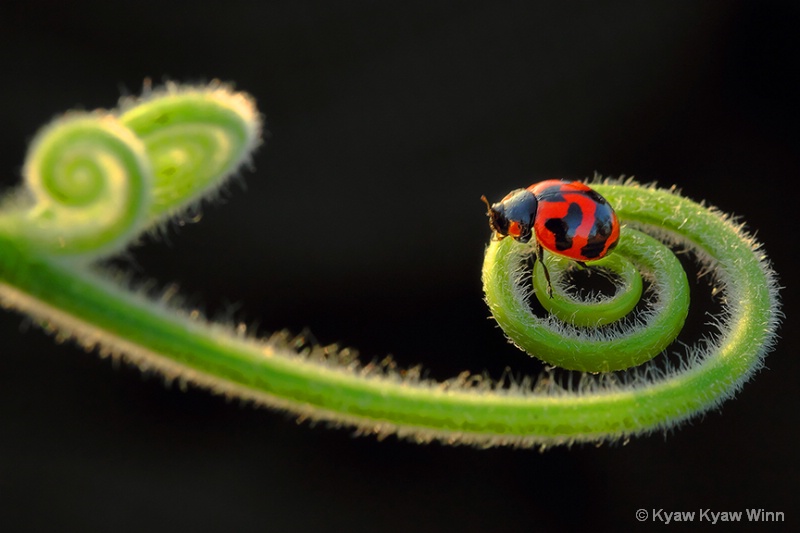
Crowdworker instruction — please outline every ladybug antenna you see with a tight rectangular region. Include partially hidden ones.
[480,195,492,213]
[482,194,505,236]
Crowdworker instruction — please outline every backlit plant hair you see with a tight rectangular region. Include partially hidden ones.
[0,82,782,449]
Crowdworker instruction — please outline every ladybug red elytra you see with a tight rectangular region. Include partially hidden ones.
[481,180,620,297]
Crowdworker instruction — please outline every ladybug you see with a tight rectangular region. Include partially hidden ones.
[481,180,620,297]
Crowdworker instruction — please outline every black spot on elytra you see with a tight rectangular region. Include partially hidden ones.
[544,202,583,251]
[585,188,607,204]
[580,239,605,258]
[580,217,613,258]
[537,185,567,202]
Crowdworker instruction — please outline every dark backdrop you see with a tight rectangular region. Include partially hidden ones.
[1,1,797,531]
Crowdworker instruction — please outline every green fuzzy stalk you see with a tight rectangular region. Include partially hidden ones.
[0,83,782,448]
[483,227,690,372]
[0,115,152,257]
[533,252,643,327]
[119,82,260,222]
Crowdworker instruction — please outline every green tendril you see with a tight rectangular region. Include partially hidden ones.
[0,83,782,449]
[533,252,643,327]
[2,114,152,258]
[484,227,690,372]
[119,83,260,222]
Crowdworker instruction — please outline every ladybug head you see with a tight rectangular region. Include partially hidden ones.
[481,189,537,243]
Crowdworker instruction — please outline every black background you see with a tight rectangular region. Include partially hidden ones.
[1,1,798,532]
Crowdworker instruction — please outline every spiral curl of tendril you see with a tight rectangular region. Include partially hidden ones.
[484,227,691,372]
[119,83,260,222]
[6,114,152,258]
[0,82,782,450]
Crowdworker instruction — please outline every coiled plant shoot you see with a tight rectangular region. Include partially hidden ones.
[0,82,782,449]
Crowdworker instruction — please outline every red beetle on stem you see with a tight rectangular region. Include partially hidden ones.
[482,180,620,297]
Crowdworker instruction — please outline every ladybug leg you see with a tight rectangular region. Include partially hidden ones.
[575,260,588,269]
[535,242,553,298]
